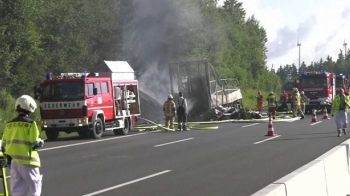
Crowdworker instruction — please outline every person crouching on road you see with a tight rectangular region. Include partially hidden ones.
[331,88,350,137]
[256,91,263,113]
[177,92,188,131]
[267,91,277,119]
[1,95,44,196]
[163,94,176,130]
[292,88,305,119]
[300,91,309,114]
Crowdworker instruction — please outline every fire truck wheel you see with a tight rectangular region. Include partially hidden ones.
[90,117,104,139]
[45,129,59,141]
[113,119,130,136]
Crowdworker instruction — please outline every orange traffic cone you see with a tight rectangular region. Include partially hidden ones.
[265,114,276,136]
[323,108,329,119]
[311,109,318,122]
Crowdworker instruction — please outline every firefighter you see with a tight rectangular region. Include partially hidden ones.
[279,91,289,111]
[1,95,44,196]
[300,91,309,114]
[331,88,350,137]
[267,91,278,119]
[256,91,263,113]
[177,92,188,131]
[163,94,176,130]
[292,88,305,119]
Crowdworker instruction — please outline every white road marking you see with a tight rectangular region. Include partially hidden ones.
[154,138,194,147]
[39,131,160,152]
[82,170,171,196]
[310,121,322,126]
[242,123,259,128]
[253,135,281,144]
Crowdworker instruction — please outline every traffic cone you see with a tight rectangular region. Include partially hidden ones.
[265,114,276,136]
[311,109,318,122]
[322,108,329,119]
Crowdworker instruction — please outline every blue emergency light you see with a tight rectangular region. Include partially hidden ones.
[81,72,86,78]
[301,71,306,76]
[46,72,52,80]
[321,70,326,74]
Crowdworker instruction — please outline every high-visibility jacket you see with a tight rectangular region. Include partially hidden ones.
[331,94,350,115]
[267,94,276,107]
[293,92,301,106]
[163,100,176,117]
[257,95,263,104]
[2,115,41,167]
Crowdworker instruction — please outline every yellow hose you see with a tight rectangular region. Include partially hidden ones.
[136,114,298,131]
[137,117,219,131]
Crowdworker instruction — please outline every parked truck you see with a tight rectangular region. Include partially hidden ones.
[33,61,141,140]
[296,70,335,114]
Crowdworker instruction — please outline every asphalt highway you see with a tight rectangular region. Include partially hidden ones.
[4,114,350,196]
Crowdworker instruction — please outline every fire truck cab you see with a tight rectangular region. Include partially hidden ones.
[335,74,350,95]
[297,71,335,114]
[34,61,141,141]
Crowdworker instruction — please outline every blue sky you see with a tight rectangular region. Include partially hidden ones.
[218,0,350,69]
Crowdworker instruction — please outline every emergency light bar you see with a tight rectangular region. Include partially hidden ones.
[301,70,328,76]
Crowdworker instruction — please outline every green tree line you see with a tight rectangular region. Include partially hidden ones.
[276,50,350,84]
[0,0,282,131]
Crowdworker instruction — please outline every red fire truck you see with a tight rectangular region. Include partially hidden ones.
[297,70,335,114]
[33,61,141,141]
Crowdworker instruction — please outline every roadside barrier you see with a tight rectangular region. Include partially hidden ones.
[251,139,350,196]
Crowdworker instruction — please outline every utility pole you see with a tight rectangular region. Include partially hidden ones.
[297,37,301,73]
[344,40,348,56]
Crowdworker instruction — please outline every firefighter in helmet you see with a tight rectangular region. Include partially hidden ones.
[300,91,309,114]
[292,88,305,119]
[267,91,277,119]
[163,94,176,130]
[1,95,44,196]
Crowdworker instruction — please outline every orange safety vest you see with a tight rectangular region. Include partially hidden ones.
[163,100,175,117]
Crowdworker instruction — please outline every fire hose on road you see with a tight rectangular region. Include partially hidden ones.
[135,115,300,131]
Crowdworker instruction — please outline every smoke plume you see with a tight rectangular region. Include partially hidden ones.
[121,0,203,107]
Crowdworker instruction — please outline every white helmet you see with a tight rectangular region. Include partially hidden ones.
[300,91,304,94]
[168,94,173,99]
[15,95,37,113]
[293,88,298,92]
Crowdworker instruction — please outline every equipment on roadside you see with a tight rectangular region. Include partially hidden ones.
[311,109,318,122]
[33,61,140,141]
[265,114,276,136]
[323,107,329,119]
[0,153,9,196]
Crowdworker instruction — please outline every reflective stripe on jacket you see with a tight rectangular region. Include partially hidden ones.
[163,100,176,116]
[331,95,350,115]
[267,95,276,107]
[2,116,41,167]
[293,92,301,106]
